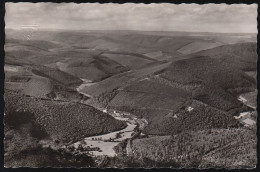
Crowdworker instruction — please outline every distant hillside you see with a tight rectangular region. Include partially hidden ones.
[6,29,256,59]
[102,52,157,69]
[163,55,255,86]
[177,41,223,54]
[5,64,85,101]
[109,80,189,112]
[31,65,82,86]
[56,55,129,82]
[100,42,256,135]
[143,100,240,135]
[188,42,257,68]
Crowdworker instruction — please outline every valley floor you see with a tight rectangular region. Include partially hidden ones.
[72,110,147,157]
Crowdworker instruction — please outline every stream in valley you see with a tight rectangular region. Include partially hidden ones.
[73,110,147,157]
[72,80,148,157]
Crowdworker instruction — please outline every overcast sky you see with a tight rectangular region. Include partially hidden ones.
[5,3,258,33]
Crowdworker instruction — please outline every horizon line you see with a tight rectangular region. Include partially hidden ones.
[5,27,258,35]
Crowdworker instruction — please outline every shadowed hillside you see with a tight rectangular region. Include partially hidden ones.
[5,90,126,143]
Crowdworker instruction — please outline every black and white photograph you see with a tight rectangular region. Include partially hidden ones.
[3,2,258,168]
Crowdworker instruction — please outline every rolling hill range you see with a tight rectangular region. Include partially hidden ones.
[81,42,256,136]
[6,29,256,59]
[5,29,256,136]
[4,29,257,168]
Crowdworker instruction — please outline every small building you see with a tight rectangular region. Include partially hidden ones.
[187,106,194,112]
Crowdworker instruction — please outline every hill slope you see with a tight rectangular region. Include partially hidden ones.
[5,90,126,143]
[124,128,256,168]
[96,42,256,135]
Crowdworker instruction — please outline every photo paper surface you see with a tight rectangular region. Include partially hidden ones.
[4,3,257,168]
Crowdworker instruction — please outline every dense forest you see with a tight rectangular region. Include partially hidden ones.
[104,128,256,168]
